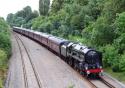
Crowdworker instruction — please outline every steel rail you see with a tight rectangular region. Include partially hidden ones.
[100,76,116,88]
[15,33,28,88]
[15,33,42,88]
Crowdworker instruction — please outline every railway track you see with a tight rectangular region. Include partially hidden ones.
[84,78,97,88]
[5,70,11,88]
[85,76,116,88]
[15,33,28,88]
[14,32,42,88]
[100,76,116,88]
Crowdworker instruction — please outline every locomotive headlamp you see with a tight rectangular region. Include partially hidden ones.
[85,66,88,70]
[101,69,103,73]
[87,71,90,74]
[100,66,102,69]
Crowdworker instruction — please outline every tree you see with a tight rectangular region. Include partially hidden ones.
[32,10,39,18]
[6,13,14,26]
[0,17,11,87]
[15,10,25,18]
[0,17,11,56]
[39,0,50,15]
[82,17,116,46]
[51,0,64,13]
[7,6,38,28]
[115,12,125,35]
[23,6,32,22]
[113,12,125,54]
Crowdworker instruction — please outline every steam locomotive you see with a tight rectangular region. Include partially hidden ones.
[13,27,103,77]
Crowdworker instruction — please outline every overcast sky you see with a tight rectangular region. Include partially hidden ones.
[0,0,39,19]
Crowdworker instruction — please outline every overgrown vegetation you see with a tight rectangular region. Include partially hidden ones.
[0,17,11,87]
[7,0,125,75]
[105,68,125,84]
[39,0,50,16]
[32,0,125,73]
[7,6,39,29]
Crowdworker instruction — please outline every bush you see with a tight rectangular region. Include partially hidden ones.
[99,45,118,67]
[0,18,11,56]
[83,17,116,46]
[99,44,125,72]
[112,54,125,72]
[0,33,11,55]
[115,12,125,35]
[0,79,3,88]
[0,49,7,69]
[114,33,125,54]
[0,17,11,87]
[119,54,125,71]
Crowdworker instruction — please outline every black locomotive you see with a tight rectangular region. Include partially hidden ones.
[13,27,103,77]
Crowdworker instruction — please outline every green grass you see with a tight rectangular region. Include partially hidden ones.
[104,68,125,84]
[0,78,3,88]
[68,83,75,88]
[0,49,9,88]
[0,70,5,88]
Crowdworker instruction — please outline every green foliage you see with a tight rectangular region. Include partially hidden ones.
[0,17,11,87]
[6,13,15,26]
[33,0,103,37]
[51,0,64,13]
[105,68,125,84]
[39,0,50,15]
[0,18,10,33]
[114,33,125,54]
[13,17,25,27]
[99,45,118,67]
[7,6,38,28]
[101,0,125,24]
[0,79,3,88]
[68,84,75,88]
[119,54,125,71]
[0,49,7,69]
[23,6,32,21]
[83,17,116,46]
[115,12,125,35]
[0,18,11,56]
[99,44,125,72]
[0,33,11,55]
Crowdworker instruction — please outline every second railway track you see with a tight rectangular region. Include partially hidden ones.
[86,76,116,88]
[99,76,116,88]
[14,32,42,88]
[15,33,28,88]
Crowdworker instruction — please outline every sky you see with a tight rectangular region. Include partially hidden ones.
[0,0,39,19]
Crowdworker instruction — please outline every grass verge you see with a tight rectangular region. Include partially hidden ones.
[0,49,9,87]
[104,68,125,84]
